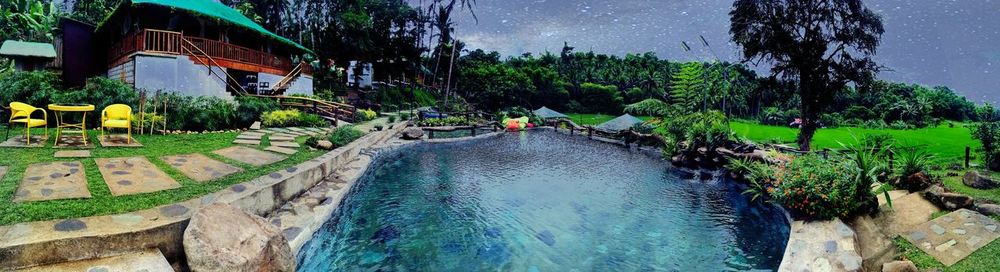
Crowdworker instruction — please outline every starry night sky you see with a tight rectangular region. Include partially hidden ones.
[445,0,1000,103]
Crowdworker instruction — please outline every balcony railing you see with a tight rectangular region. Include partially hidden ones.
[108,29,310,75]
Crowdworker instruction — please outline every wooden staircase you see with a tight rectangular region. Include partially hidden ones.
[272,62,306,94]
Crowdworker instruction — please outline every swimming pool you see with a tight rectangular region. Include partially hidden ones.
[298,130,789,271]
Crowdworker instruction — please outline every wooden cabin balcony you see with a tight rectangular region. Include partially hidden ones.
[108,29,311,76]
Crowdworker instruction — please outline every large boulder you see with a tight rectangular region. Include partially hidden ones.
[923,185,973,211]
[183,203,295,272]
[401,128,425,140]
[894,172,933,192]
[963,171,998,189]
[881,260,917,272]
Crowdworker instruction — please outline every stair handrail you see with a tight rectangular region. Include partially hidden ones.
[180,38,250,96]
[274,62,305,90]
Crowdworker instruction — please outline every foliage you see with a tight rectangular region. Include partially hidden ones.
[162,95,236,131]
[234,96,280,128]
[661,110,730,154]
[375,86,437,108]
[416,116,472,127]
[0,0,61,42]
[387,115,397,123]
[66,0,119,25]
[262,109,302,127]
[355,108,377,122]
[764,155,873,219]
[624,98,671,117]
[52,77,139,124]
[730,0,885,150]
[729,158,775,202]
[669,62,705,113]
[328,125,365,148]
[972,104,1000,171]
[578,83,623,114]
[0,71,61,107]
[896,148,934,177]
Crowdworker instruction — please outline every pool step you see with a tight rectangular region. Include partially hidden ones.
[15,248,173,272]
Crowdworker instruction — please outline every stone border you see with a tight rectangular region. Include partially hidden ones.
[0,123,410,269]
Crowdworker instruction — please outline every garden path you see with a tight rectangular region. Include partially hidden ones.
[903,209,1000,266]
[10,127,326,204]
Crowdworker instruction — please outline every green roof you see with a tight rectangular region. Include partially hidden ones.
[0,41,57,58]
[103,0,311,54]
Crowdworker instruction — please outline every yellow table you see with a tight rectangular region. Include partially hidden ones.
[48,104,96,146]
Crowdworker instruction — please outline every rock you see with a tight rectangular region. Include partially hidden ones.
[881,260,918,272]
[183,203,295,272]
[896,172,933,191]
[401,128,424,140]
[316,140,334,150]
[250,121,262,130]
[963,171,998,189]
[924,185,973,210]
[977,203,1000,216]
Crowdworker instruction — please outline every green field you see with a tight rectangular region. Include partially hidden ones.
[0,129,326,225]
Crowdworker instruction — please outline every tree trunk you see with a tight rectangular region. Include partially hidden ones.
[797,76,818,151]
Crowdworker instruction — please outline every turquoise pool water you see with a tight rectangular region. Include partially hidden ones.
[298,130,789,271]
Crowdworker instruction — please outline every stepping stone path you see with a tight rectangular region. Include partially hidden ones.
[779,218,863,272]
[232,139,261,145]
[903,209,1000,266]
[18,248,173,272]
[270,141,301,148]
[0,166,7,181]
[213,146,287,166]
[96,157,180,196]
[265,146,298,155]
[99,135,143,147]
[0,135,47,148]
[54,150,91,158]
[14,161,90,202]
[53,135,93,149]
[269,135,295,141]
[236,132,264,140]
[162,153,242,182]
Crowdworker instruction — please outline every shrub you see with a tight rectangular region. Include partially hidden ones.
[767,155,871,219]
[354,108,377,122]
[387,115,397,123]
[0,71,61,107]
[972,105,1000,171]
[663,110,730,153]
[262,109,303,127]
[400,112,411,120]
[235,96,279,128]
[328,125,365,148]
[161,94,236,131]
[578,83,623,114]
[416,116,472,127]
[53,77,139,124]
[896,148,934,177]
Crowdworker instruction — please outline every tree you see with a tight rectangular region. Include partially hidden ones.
[730,0,885,151]
[669,62,705,113]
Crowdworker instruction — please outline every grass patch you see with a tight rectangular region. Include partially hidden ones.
[0,128,328,226]
[730,121,979,163]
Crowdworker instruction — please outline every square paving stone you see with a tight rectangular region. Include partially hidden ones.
[0,135,48,148]
[233,139,261,145]
[161,153,242,182]
[53,135,94,149]
[14,161,91,202]
[904,209,1000,266]
[270,141,301,148]
[213,146,287,167]
[284,131,309,136]
[99,135,143,147]
[286,127,306,132]
[54,150,92,158]
[96,157,180,196]
[237,133,264,140]
[265,146,298,155]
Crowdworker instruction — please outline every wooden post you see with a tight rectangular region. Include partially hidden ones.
[966,146,972,168]
[471,126,476,136]
[587,127,593,139]
[429,130,434,139]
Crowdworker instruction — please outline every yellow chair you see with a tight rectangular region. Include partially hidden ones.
[8,102,48,144]
[101,104,132,143]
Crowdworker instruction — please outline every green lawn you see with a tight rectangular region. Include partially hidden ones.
[0,128,327,226]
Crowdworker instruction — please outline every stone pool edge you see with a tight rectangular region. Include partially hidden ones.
[0,122,409,269]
